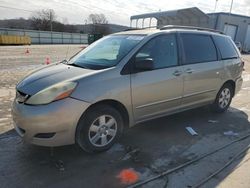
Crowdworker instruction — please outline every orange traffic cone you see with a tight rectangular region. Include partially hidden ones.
[45,57,51,65]
[25,48,30,54]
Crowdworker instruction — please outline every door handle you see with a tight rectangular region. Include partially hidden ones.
[173,70,182,76]
[186,68,194,74]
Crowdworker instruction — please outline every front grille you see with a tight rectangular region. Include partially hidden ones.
[16,90,29,103]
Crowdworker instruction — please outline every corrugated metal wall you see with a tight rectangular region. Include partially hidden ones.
[0,28,88,44]
[209,13,250,52]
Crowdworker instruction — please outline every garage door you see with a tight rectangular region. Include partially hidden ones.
[224,24,237,40]
[244,25,250,52]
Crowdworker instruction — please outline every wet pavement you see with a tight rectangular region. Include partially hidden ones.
[0,45,250,188]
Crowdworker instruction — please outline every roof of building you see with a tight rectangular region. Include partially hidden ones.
[130,7,209,21]
[208,12,250,20]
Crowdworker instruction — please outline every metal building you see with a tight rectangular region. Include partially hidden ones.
[130,7,210,29]
[208,12,250,52]
[130,7,250,52]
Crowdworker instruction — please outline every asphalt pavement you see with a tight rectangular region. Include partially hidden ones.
[0,45,250,188]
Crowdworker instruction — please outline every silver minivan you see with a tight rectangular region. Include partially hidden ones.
[12,26,244,153]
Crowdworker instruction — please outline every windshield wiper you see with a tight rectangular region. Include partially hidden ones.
[67,63,88,69]
[69,50,83,61]
[61,59,68,64]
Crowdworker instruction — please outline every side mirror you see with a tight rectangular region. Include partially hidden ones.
[135,58,154,70]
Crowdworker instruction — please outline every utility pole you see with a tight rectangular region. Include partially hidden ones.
[214,0,218,13]
[49,9,53,32]
[225,0,234,35]
[49,9,53,44]
[83,19,87,34]
[213,0,218,29]
[229,0,234,14]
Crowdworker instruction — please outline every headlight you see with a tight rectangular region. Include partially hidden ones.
[25,82,77,105]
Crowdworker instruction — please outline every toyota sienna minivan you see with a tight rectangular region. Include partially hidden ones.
[12,26,244,153]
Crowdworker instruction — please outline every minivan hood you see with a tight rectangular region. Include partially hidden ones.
[17,63,97,95]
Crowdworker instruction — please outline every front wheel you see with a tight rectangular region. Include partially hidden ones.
[76,105,124,153]
[212,84,233,113]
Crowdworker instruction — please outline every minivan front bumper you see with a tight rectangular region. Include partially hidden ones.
[12,97,90,147]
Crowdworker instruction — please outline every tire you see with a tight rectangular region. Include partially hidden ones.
[212,84,233,113]
[76,105,124,153]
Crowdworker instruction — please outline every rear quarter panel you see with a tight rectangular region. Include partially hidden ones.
[222,58,243,81]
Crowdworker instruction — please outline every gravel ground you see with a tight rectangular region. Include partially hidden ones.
[0,45,83,133]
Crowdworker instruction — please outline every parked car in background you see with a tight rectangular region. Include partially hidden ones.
[235,41,243,53]
[12,26,244,153]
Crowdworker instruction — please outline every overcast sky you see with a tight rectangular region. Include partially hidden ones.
[0,0,250,26]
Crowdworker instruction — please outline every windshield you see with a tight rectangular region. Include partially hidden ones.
[69,35,145,69]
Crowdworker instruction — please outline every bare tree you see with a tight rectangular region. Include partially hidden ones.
[30,9,56,31]
[88,14,108,24]
[86,14,109,35]
[30,9,77,32]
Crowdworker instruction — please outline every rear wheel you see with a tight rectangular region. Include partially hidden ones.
[76,105,124,153]
[212,84,233,113]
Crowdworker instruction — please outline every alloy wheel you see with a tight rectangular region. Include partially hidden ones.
[218,88,231,109]
[88,115,117,147]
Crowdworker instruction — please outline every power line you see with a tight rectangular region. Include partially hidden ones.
[0,0,116,15]
[0,4,68,23]
[0,2,117,19]
[0,5,35,13]
[60,0,119,15]
[0,1,144,25]
[0,1,121,23]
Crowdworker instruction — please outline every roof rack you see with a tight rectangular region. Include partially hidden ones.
[123,26,157,31]
[123,28,142,31]
[160,25,224,34]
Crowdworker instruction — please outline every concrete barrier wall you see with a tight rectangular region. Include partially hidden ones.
[0,28,88,44]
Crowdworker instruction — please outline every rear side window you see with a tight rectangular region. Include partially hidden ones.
[213,35,239,59]
[181,34,217,64]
